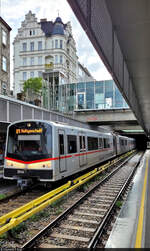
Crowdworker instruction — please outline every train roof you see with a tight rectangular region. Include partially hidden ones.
[8,119,112,137]
[117,134,135,140]
[8,119,135,140]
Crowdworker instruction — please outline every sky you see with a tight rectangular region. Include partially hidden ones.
[1,0,112,88]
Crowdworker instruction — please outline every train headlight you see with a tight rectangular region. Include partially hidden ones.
[6,160,14,167]
[28,161,51,169]
[6,160,25,168]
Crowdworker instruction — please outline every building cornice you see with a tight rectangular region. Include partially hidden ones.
[0,17,12,31]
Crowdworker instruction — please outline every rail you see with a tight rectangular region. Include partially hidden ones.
[0,150,135,236]
[22,150,139,249]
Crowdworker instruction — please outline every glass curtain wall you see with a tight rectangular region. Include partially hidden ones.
[43,80,129,113]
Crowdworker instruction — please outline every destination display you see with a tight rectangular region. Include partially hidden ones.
[16,128,43,134]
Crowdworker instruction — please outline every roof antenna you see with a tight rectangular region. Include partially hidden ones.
[57,9,59,17]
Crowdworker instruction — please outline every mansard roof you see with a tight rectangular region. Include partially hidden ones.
[54,17,63,24]
[40,16,66,37]
[40,21,54,37]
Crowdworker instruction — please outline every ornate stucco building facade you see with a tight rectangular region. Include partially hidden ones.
[13,11,93,98]
[0,17,11,95]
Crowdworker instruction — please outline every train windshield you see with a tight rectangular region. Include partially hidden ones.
[6,121,52,161]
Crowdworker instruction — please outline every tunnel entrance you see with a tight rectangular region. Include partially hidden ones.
[120,133,147,150]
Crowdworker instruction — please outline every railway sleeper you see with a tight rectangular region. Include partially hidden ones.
[73,211,104,218]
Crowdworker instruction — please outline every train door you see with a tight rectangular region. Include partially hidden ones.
[79,134,87,166]
[58,130,67,172]
[113,136,117,155]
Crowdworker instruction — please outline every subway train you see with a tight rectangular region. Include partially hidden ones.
[3,120,136,187]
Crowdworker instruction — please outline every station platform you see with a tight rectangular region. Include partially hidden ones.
[106,150,150,248]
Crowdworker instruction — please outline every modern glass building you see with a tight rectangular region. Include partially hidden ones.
[42,80,129,113]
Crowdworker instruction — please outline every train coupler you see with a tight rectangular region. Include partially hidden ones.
[17,178,33,190]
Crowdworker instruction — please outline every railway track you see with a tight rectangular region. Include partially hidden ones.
[21,152,142,249]
[0,186,48,218]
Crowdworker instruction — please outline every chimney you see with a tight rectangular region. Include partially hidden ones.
[40,18,47,22]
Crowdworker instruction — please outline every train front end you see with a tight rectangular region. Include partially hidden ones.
[4,121,53,188]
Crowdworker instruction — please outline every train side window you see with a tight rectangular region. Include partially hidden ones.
[59,134,64,155]
[120,139,124,146]
[80,136,82,149]
[79,136,86,149]
[99,138,103,148]
[104,138,107,148]
[104,138,110,148]
[67,135,77,153]
[88,137,98,150]
[107,139,109,148]
[83,136,85,149]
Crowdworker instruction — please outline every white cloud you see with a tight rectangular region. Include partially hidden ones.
[1,0,112,88]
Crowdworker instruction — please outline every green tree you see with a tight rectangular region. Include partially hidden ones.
[23,77,42,94]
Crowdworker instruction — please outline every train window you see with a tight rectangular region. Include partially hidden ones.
[67,135,77,153]
[88,137,98,151]
[80,136,86,150]
[120,139,124,146]
[59,134,64,155]
[104,138,110,148]
[79,136,82,149]
[99,138,103,148]
[104,139,107,148]
[83,136,85,149]
[7,122,52,161]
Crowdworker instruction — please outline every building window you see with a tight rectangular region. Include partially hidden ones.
[38,56,42,65]
[60,40,63,49]
[30,42,34,51]
[23,72,27,81]
[52,40,54,49]
[30,72,34,78]
[38,71,42,77]
[2,30,7,45]
[2,82,7,95]
[29,30,35,36]
[38,41,42,50]
[30,57,34,65]
[55,55,58,64]
[22,43,27,52]
[60,55,63,64]
[2,56,7,71]
[55,40,58,48]
[23,58,27,66]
